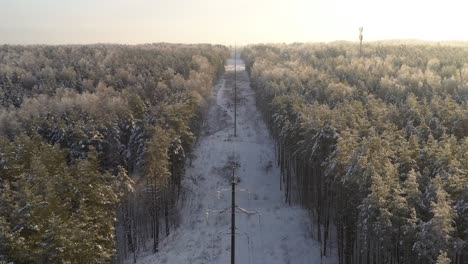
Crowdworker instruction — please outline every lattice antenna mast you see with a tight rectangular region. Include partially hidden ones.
[359,27,364,56]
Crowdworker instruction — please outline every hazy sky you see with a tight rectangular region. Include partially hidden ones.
[0,0,467,45]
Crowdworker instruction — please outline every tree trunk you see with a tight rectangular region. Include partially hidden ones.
[165,194,170,237]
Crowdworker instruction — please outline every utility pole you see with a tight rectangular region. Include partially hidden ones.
[206,165,260,264]
[231,166,236,264]
[234,45,237,137]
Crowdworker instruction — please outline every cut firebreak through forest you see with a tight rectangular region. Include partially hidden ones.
[0,43,230,263]
[242,42,468,264]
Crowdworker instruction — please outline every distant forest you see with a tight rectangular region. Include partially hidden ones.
[242,42,468,264]
[0,44,229,263]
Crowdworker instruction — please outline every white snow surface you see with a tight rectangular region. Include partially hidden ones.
[134,53,337,264]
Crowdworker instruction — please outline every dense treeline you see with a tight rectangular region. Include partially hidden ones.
[0,43,229,263]
[242,42,467,264]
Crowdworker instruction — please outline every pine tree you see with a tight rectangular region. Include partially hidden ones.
[436,251,451,264]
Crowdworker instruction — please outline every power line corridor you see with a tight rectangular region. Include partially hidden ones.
[135,50,335,264]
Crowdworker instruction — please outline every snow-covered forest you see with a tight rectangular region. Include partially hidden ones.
[0,41,467,264]
[0,44,230,263]
[242,42,468,264]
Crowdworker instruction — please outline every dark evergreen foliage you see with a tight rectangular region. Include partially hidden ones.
[0,43,229,263]
[242,42,468,264]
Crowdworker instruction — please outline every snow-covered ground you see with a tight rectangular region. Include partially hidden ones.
[135,53,336,264]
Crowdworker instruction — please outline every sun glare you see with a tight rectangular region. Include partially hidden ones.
[0,0,467,44]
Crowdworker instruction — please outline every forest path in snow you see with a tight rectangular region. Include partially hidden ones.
[135,52,336,264]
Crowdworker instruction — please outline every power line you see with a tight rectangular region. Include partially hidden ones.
[206,49,260,264]
[234,44,237,137]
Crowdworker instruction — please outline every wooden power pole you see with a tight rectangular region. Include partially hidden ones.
[231,166,236,264]
[206,165,260,264]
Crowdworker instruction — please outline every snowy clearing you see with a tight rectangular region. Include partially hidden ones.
[133,53,337,264]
